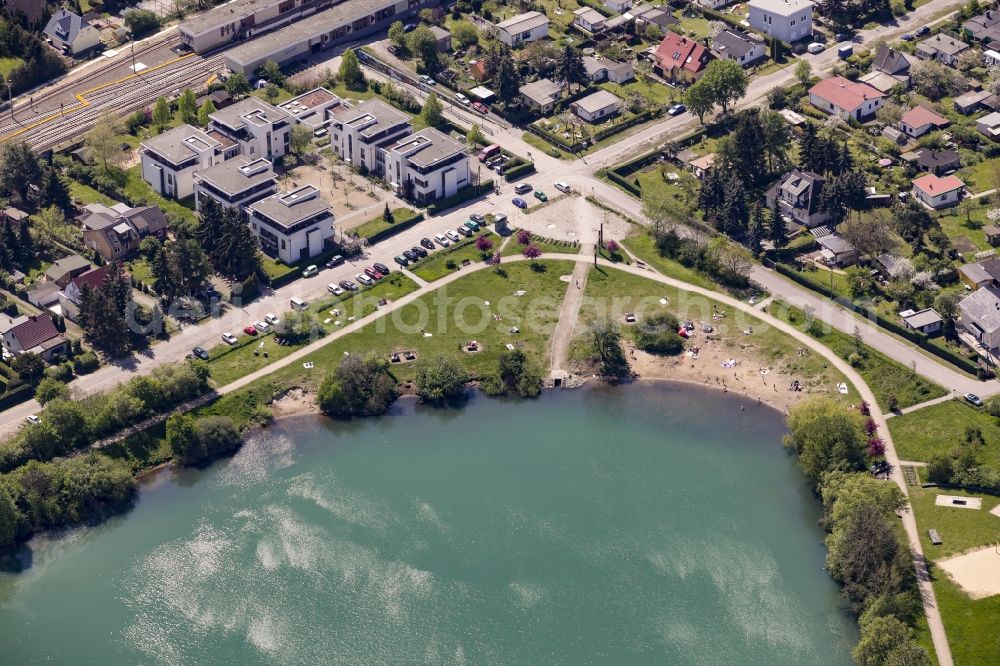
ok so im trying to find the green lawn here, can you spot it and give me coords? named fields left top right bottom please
left=675, top=15, right=712, bottom=39
left=888, top=400, right=1000, bottom=465
left=259, top=255, right=297, bottom=280
left=521, top=131, right=566, bottom=159
left=769, top=301, right=947, bottom=411
left=957, top=157, right=999, bottom=194
left=601, top=79, right=678, bottom=109
left=69, top=181, right=119, bottom=207
left=352, top=207, right=418, bottom=239
left=411, top=231, right=497, bottom=281
left=621, top=232, right=717, bottom=289
left=501, top=233, right=581, bottom=257
left=0, top=57, right=24, bottom=77
left=123, top=166, right=198, bottom=225
left=127, top=257, right=155, bottom=286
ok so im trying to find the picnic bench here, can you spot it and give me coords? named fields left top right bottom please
left=928, top=529, right=942, bottom=545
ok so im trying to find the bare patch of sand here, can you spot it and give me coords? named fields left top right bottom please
left=269, top=388, right=320, bottom=419
left=938, top=546, right=1000, bottom=599
left=936, top=495, right=983, bottom=510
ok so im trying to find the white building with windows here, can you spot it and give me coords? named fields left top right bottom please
left=327, top=99, right=412, bottom=175
left=385, top=128, right=470, bottom=204
left=193, top=157, right=278, bottom=212
left=495, top=11, right=550, bottom=47
left=278, top=87, right=343, bottom=132
left=747, top=0, right=812, bottom=43
left=246, top=185, right=335, bottom=264
left=208, top=97, right=293, bottom=161
left=139, top=124, right=228, bottom=200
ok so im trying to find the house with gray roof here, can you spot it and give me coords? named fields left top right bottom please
left=916, top=33, right=970, bottom=66
left=963, top=9, right=1000, bottom=44
left=571, top=90, right=623, bottom=122
left=711, top=28, right=766, bottom=67
left=766, top=169, right=828, bottom=228
left=44, top=8, right=101, bottom=56
left=901, top=308, right=943, bottom=334
left=246, top=185, right=335, bottom=264
left=209, top=97, right=292, bottom=161
left=495, top=11, right=550, bottom=47
left=519, top=78, right=563, bottom=113
left=193, top=158, right=278, bottom=213
left=582, top=57, right=634, bottom=83
left=960, top=286, right=1000, bottom=349
left=384, top=128, right=470, bottom=204
left=139, top=124, right=229, bottom=200
left=80, top=205, right=169, bottom=261
left=44, top=255, right=92, bottom=287
left=327, top=99, right=412, bottom=175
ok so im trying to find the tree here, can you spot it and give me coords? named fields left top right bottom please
left=587, top=319, right=630, bottom=379
left=717, top=175, right=748, bottom=236
left=40, top=166, right=73, bottom=217
left=841, top=210, right=899, bottom=259
left=79, top=283, right=130, bottom=356
left=195, top=199, right=260, bottom=280
left=0, top=485, right=19, bottom=549
left=785, top=398, right=867, bottom=489
left=388, top=21, right=407, bottom=48
left=634, top=311, right=685, bottom=355
left=152, top=95, right=171, bottom=131
left=274, top=309, right=323, bottom=345
left=225, top=71, right=252, bottom=99
left=895, top=199, right=936, bottom=249
left=556, top=45, right=588, bottom=93
left=853, top=616, right=930, bottom=666
left=452, top=20, right=479, bottom=48
left=339, top=49, right=366, bottom=91
left=260, top=59, right=285, bottom=86
left=522, top=245, right=542, bottom=260
left=421, top=92, right=444, bottom=127
left=495, top=54, right=522, bottom=106
left=123, top=8, right=160, bottom=38
left=13, top=352, right=45, bottom=384
left=710, top=238, right=753, bottom=280
left=415, top=354, right=469, bottom=403
left=494, top=349, right=543, bottom=397
left=177, top=88, right=198, bottom=124
left=685, top=77, right=716, bottom=123
left=408, top=26, right=439, bottom=73
left=794, top=59, right=813, bottom=87
left=875, top=99, right=904, bottom=126
left=911, top=59, right=964, bottom=100
left=827, top=503, right=905, bottom=607
left=466, top=123, right=485, bottom=147
left=701, top=59, right=748, bottom=113
left=166, top=413, right=199, bottom=465
left=475, top=235, right=494, bottom=253
left=85, top=112, right=124, bottom=176
left=697, top=169, right=726, bottom=225
left=197, top=99, right=216, bottom=127
left=263, top=83, right=280, bottom=103
left=151, top=235, right=212, bottom=301
left=748, top=203, right=767, bottom=253
left=318, top=353, right=398, bottom=418
left=0, top=142, right=43, bottom=206
left=289, top=123, right=313, bottom=155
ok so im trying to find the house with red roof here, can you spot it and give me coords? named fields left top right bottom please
left=900, top=106, right=950, bottom=138
left=654, top=32, right=712, bottom=82
left=912, top=173, right=964, bottom=209
left=808, top=76, right=886, bottom=121
left=0, top=314, right=68, bottom=362
left=59, top=266, right=131, bottom=322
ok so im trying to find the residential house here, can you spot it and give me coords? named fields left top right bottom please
left=766, top=169, right=828, bottom=228
left=604, top=0, right=633, bottom=13
left=816, top=233, right=858, bottom=267
left=327, top=99, right=412, bottom=175
left=912, top=173, right=964, bottom=209
left=208, top=97, right=293, bottom=161
left=746, top=0, right=813, bottom=43
left=582, top=56, right=635, bottom=83
left=571, top=90, right=623, bottom=122
left=899, top=105, right=950, bottom=138
left=495, top=11, right=550, bottom=47
left=977, top=112, right=1000, bottom=140
left=963, top=9, right=1000, bottom=45
left=0, top=314, right=67, bottom=362
left=696, top=0, right=735, bottom=8
left=900, top=308, right=943, bottom=334
left=911, top=148, right=961, bottom=175
left=872, top=45, right=914, bottom=78
left=916, top=34, right=969, bottom=66
left=193, top=157, right=278, bottom=212
left=573, top=7, right=607, bottom=34
left=858, top=70, right=908, bottom=94
left=689, top=153, right=716, bottom=179
left=711, top=28, right=766, bottom=67
left=278, top=88, right=343, bottom=133
left=43, top=255, right=92, bottom=287
left=43, top=9, right=101, bottom=56
left=959, top=262, right=993, bottom=290
left=2, top=207, right=28, bottom=228
left=470, top=60, right=488, bottom=82
left=80, top=205, right=169, bottom=261
left=980, top=257, right=1000, bottom=285
left=384, top=128, right=471, bottom=203
left=654, top=32, right=712, bottom=81
left=959, top=286, right=1000, bottom=349
left=985, top=224, right=1000, bottom=246
left=519, top=78, right=563, bottom=113
left=60, top=266, right=127, bottom=322
left=808, top=76, right=886, bottom=121
left=429, top=25, right=452, bottom=52
left=629, top=4, right=679, bottom=31
left=139, top=124, right=230, bottom=200
left=954, top=89, right=992, bottom=114
left=246, top=185, right=335, bottom=264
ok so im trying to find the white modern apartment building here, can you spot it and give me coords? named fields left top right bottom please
left=384, top=128, right=470, bottom=203
left=747, top=0, right=813, bottom=43
left=246, top=185, right=335, bottom=263
left=278, top=88, right=343, bottom=133
left=193, top=157, right=278, bottom=212
left=208, top=97, right=293, bottom=161
left=139, top=124, right=231, bottom=200
left=327, top=99, right=412, bottom=175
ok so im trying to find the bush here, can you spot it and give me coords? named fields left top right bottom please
left=495, top=349, right=543, bottom=398
left=633, top=312, right=684, bottom=356
left=318, top=353, right=398, bottom=418
left=44, top=362, right=73, bottom=382
left=72, top=352, right=100, bottom=375
left=274, top=309, right=325, bottom=345
left=415, top=354, right=469, bottom=404
left=167, top=414, right=243, bottom=466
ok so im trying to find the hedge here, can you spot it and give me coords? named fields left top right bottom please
left=0, top=383, right=34, bottom=411
left=427, top=180, right=493, bottom=215
left=772, top=262, right=981, bottom=375
left=366, top=210, right=426, bottom=244
left=504, top=162, right=536, bottom=182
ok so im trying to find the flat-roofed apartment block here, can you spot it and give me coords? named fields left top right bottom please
left=385, top=128, right=470, bottom=203
left=178, top=0, right=338, bottom=54
left=223, top=0, right=440, bottom=74
left=278, top=88, right=343, bottom=133
left=193, top=157, right=278, bottom=211
left=140, top=124, right=235, bottom=199
left=209, top=97, right=292, bottom=160
left=246, top=185, right=334, bottom=263
left=327, top=98, right=411, bottom=175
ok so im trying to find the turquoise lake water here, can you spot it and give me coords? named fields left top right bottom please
left=0, top=383, right=856, bottom=664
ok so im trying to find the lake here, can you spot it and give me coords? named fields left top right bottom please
left=0, top=382, right=856, bottom=664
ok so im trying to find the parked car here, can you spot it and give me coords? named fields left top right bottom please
left=419, top=74, right=436, bottom=86
left=667, top=103, right=686, bottom=116
left=446, top=230, right=461, bottom=242
left=900, top=33, right=914, bottom=41
left=493, top=213, right=507, bottom=227
left=915, top=25, right=930, bottom=37
left=25, top=414, right=40, bottom=425
left=472, top=101, right=489, bottom=114
left=493, top=164, right=505, bottom=175
left=254, top=321, right=271, bottom=334
left=403, top=249, right=420, bottom=262
left=420, top=237, right=435, bottom=250
left=243, top=325, right=258, bottom=336
left=464, top=220, right=480, bottom=231
left=514, top=183, right=532, bottom=195
left=512, top=197, right=527, bottom=209
left=328, top=283, right=344, bottom=295
left=302, top=264, right=319, bottom=278
left=339, top=280, right=357, bottom=291
left=455, top=93, right=470, bottom=105
left=834, top=32, right=851, bottom=41
left=387, top=44, right=400, bottom=56
left=373, top=262, right=391, bottom=274
left=410, top=245, right=428, bottom=258
left=364, top=267, right=383, bottom=280
left=192, top=347, right=209, bottom=360
left=222, top=332, right=239, bottom=345
left=356, top=273, right=374, bottom=286
left=325, top=254, right=344, bottom=268
left=534, top=190, right=548, bottom=202
left=807, top=42, right=825, bottom=54
left=469, top=213, right=485, bottom=224
left=394, top=255, right=410, bottom=266
left=403, top=23, right=417, bottom=32
left=435, top=233, right=451, bottom=247
left=456, top=226, right=472, bottom=238
left=554, top=181, right=571, bottom=193
left=965, top=392, right=984, bottom=407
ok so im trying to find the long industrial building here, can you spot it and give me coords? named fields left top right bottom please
left=179, top=0, right=337, bottom=53
left=223, top=0, right=437, bottom=74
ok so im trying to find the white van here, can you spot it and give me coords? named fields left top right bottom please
left=290, top=296, right=308, bottom=310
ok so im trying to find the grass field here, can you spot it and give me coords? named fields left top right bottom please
left=352, top=207, right=418, bottom=239
left=69, top=181, right=119, bottom=207
left=620, top=232, right=718, bottom=290
left=889, top=400, right=1000, bottom=466
left=0, top=57, right=23, bottom=77
left=411, top=231, right=497, bottom=281
left=123, top=166, right=198, bottom=225
left=501, top=233, right=581, bottom=257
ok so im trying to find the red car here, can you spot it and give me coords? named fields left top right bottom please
left=472, top=101, right=489, bottom=114
left=243, top=326, right=258, bottom=335
left=364, top=267, right=383, bottom=280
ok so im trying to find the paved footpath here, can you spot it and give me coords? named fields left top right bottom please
left=549, top=247, right=593, bottom=376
